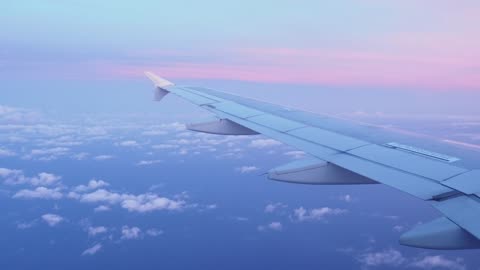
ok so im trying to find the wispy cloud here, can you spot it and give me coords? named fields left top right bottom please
left=235, top=166, right=259, bottom=174
left=82, top=243, right=102, bottom=256
left=292, top=206, right=347, bottom=222
left=258, top=221, right=283, bottom=232
left=13, top=187, right=63, bottom=200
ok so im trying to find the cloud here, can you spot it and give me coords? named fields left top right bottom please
left=393, top=225, right=405, bottom=232
left=71, top=152, right=89, bottom=160
left=142, top=130, right=168, bottom=136
left=0, top=148, right=16, bottom=157
left=146, top=229, right=163, bottom=237
left=268, top=222, right=283, bottom=231
left=88, top=226, right=108, bottom=236
left=93, top=155, right=114, bottom=161
left=82, top=243, right=102, bottom=256
left=410, top=256, right=465, bottom=270
left=0, top=105, right=42, bottom=124
left=235, top=166, right=259, bottom=173
left=258, top=221, right=283, bottom=232
left=121, top=194, right=185, bottom=213
left=26, top=147, right=70, bottom=160
left=13, top=187, right=63, bottom=200
left=74, top=179, right=109, bottom=192
left=121, top=226, right=142, bottom=240
left=29, top=173, right=61, bottom=186
left=357, top=249, right=466, bottom=270
left=151, top=144, right=179, bottom=150
left=17, top=221, right=36, bottom=230
left=293, top=207, right=347, bottom=222
left=358, top=248, right=406, bottom=267
left=93, top=205, right=111, bottom=212
left=0, top=168, right=61, bottom=186
left=264, top=202, right=288, bottom=213
left=136, top=160, right=163, bottom=166
left=76, top=189, right=185, bottom=213
left=116, top=140, right=139, bottom=147
left=339, top=194, right=353, bottom=203
left=41, top=213, right=63, bottom=227
left=249, top=139, right=282, bottom=149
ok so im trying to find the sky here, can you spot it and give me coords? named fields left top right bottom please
left=1, top=1, right=480, bottom=269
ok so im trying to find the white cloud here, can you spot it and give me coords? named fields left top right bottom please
left=121, top=226, right=142, bottom=240
left=13, top=187, right=63, bottom=200
left=42, top=213, right=63, bottom=227
left=94, top=205, right=111, bottom=212
left=1, top=168, right=61, bottom=186
left=264, top=202, right=287, bottom=213
left=393, top=225, right=405, bottom=232
left=27, top=147, right=70, bottom=160
left=121, top=194, right=184, bottom=213
left=136, top=160, right=163, bottom=166
left=0, top=148, right=15, bottom=157
left=358, top=248, right=406, bottom=267
left=249, top=139, right=282, bottom=148
left=82, top=243, right=102, bottom=256
left=235, top=166, right=259, bottom=173
left=71, top=152, right=89, bottom=160
left=74, top=179, right=109, bottom=192
left=0, top=105, right=42, bottom=124
left=30, top=173, right=61, bottom=186
left=258, top=222, right=283, bottom=232
left=268, top=222, right=283, bottom=231
left=410, top=256, right=465, bottom=270
left=93, top=155, right=114, bottom=161
left=293, top=206, right=347, bottom=222
left=79, top=189, right=123, bottom=204
left=76, top=189, right=185, bottom=213
left=357, top=250, right=466, bottom=270
left=339, top=194, right=353, bottom=203
left=146, top=229, right=163, bottom=237
left=0, top=168, right=24, bottom=185
left=151, top=144, right=179, bottom=150
left=142, top=130, right=167, bottom=136
left=88, top=226, right=108, bottom=236
left=17, top=221, right=36, bottom=230
left=116, top=140, right=139, bottom=147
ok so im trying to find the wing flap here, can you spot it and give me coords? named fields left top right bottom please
left=400, top=217, right=480, bottom=249
left=442, top=170, right=480, bottom=195
left=329, top=153, right=454, bottom=200
left=432, top=195, right=480, bottom=239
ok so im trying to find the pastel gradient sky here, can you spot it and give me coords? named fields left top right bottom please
left=3, top=2, right=480, bottom=269
left=2, top=0, right=479, bottom=91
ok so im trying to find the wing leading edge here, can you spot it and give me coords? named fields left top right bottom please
left=145, top=72, right=480, bottom=250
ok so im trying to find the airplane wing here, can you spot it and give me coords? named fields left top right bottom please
left=145, top=72, right=480, bottom=250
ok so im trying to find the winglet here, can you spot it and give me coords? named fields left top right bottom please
left=144, top=72, right=175, bottom=88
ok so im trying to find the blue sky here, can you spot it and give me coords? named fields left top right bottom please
left=2, top=1, right=480, bottom=269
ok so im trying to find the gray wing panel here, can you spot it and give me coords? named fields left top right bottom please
left=156, top=84, right=465, bottom=201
